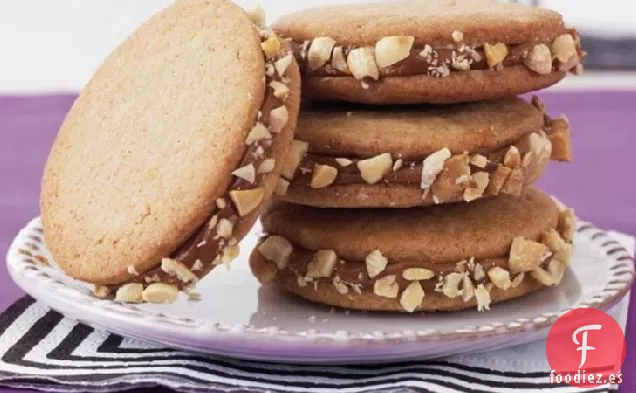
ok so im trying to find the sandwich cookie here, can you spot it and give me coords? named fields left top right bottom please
left=41, top=0, right=301, bottom=303
left=277, top=97, right=571, bottom=208
left=251, top=188, right=575, bottom=312
left=274, top=0, right=585, bottom=104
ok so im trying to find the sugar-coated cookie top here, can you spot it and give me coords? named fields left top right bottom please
left=274, top=0, right=566, bottom=46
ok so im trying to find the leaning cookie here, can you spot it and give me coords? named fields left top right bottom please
left=273, top=0, right=584, bottom=105
left=41, top=1, right=301, bottom=303
left=251, top=189, right=575, bottom=312
left=276, top=97, right=570, bottom=208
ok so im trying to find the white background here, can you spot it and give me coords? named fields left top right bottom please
left=1, top=0, right=636, bottom=92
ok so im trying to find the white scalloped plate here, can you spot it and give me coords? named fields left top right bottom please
left=6, top=217, right=634, bottom=364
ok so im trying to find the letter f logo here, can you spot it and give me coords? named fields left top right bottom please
left=572, top=324, right=603, bottom=369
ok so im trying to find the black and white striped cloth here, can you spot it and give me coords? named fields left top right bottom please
left=0, top=297, right=621, bottom=393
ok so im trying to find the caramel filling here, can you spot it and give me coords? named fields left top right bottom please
left=295, top=130, right=547, bottom=186
left=278, top=246, right=514, bottom=294
left=293, top=29, right=584, bottom=81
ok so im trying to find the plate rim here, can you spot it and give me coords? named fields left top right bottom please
left=6, top=216, right=635, bottom=347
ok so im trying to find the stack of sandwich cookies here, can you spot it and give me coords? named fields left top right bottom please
left=40, top=0, right=581, bottom=312
left=274, top=0, right=585, bottom=104
left=251, top=0, right=583, bottom=313
left=41, top=0, right=301, bottom=303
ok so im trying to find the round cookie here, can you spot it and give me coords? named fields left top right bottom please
left=276, top=96, right=571, bottom=208
left=273, top=0, right=585, bottom=104
left=251, top=188, right=576, bottom=313
left=40, top=0, right=301, bottom=303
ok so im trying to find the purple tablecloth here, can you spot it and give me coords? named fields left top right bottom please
left=1, top=92, right=635, bottom=392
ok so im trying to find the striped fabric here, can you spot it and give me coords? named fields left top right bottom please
left=0, top=297, right=618, bottom=393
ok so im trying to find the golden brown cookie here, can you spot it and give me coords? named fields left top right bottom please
left=274, top=0, right=585, bottom=104
left=40, top=0, right=301, bottom=303
left=277, top=96, right=571, bottom=208
left=251, top=189, right=576, bottom=312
